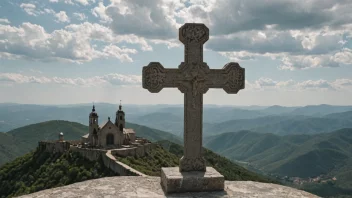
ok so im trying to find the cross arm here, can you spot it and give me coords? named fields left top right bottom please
left=142, top=62, right=182, bottom=93
left=205, top=62, right=245, bottom=94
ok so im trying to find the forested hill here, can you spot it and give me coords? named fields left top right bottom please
left=0, top=120, right=182, bottom=166
left=0, top=149, right=117, bottom=198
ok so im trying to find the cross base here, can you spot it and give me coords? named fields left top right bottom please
left=179, top=156, right=206, bottom=172
left=160, top=167, right=225, bottom=194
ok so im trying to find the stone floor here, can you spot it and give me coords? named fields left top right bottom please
left=18, top=176, right=319, bottom=198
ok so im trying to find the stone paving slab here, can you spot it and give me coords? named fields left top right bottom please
left=18, top=176, right=319, bottom=198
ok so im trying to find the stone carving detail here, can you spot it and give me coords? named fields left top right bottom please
left=181, top=25, right=207, bottom=44
left=142, top=62, right=165, bottom=93
left=142, top=23, right=245, bottom=173
left=228, top=67, right=244, bottom=90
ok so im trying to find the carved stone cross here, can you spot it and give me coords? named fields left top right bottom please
left=142, top=23, right=245, bottom=172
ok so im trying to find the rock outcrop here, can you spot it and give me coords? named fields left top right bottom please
left=19, top=176, right=318, bottom=198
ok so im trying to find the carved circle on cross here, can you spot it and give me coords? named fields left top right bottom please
left=142, top=62, right=166, bottom=93
left=222, top=62, right=245, bottom=94
left=179, top=23, right=209, bottom=45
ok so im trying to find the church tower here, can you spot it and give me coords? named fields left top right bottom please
left=115, top=101, right=125, bottom=133
left=89, top=105, right=99, bottom=146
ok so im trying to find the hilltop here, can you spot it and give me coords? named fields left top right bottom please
left=0, top=120, right=181, bottom=166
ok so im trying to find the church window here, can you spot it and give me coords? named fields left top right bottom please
left=119, top=124, right=123, bottom=131
left=120, top=116, right=123, bottom=120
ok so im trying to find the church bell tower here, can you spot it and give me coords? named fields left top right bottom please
left=89, top=104, right=99, bottom=146
left=115, top=100, right=125, bottom=133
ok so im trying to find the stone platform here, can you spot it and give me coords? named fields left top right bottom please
left=19, top=176, right=319, bottom=198
left=161, top=167, right=224, bottom=193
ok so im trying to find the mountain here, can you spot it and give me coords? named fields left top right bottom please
left=0, top=149, right=117, bottom=198
left=203, top=115, right=306, bottom=136
left=129, top=112, right=184, bottom=136
left=260, top=105, right=298, bottom=114
left=7, top=120, right=88, bottom=148
left=204, top=112, right=352, bottom=136
left=324, top=110, right=352, bottom=120
left=205, top=129, right=352, bottom=178
left=205, top=129, right=352, bottom=197
left=288, top=104, right=352, bottom=117
left=251, top=117, right=352, bottom=135
left=0, top=120, right=182, bottom=166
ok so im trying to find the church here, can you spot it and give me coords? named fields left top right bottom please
left=81, top=103, right=136, bottom=148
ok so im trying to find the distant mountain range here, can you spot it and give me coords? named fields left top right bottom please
left=1, top=103, right=352, bottom=137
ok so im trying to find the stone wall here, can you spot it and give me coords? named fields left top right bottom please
left=111, top=143, right=156, bottom=157
left=38, top=141, right=70, bottom=153
left=70, top=146, right=106, bottom=161
left=70, top=146, right=146, bottom=177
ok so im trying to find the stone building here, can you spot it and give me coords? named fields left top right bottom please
left=81, top=103, right=136, bottom=148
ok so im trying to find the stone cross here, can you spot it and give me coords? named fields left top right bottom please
left=142, top=23, right=245, bottom=172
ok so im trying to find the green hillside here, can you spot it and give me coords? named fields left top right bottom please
left=205, top=129, right=352, bottom=197
left=205, top=129, right=352, bottom=177
left=0, top=120, right=182, bottom=166
left=7, top=120, right=88, bottom=148
left=0, top=149, right=117, bottom=198
left=0, top=132, right=32, bottom=166
left=115, top=140, right=276, bottom=183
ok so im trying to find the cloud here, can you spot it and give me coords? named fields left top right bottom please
left=92, top=0, right=181, bottom=39
left=247, top=77, right=352, bottom=91
left=49, top=0, right=95, bottom=6
left=0, top=73, right=141, bottom=86
left=55, top=11, right=70, bottom=23
left=91, top=2, right=111, bottom=23
left=0, top=22, right=141, bottom=63
left=0, top=73, right=51, bottom=84
left=0, top=18, right=10, bottom=24
left=20, top=3, right=39, bottom=16
left=73, top=12, right=87, bottom=21
left=179, top=0, right=352, bottom=35
left=88, top=0, right=352, bottom=70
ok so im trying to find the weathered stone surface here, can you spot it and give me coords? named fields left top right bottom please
left=142, top=23, right=245, bottom=173
left=161, top=167, right=224, bottom=193
left=18, top=176, right=319, bottom=198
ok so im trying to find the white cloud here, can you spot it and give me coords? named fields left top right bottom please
left=20, top=3, right=38, bottom=16
left=55, top=11, right=70, bottom=23
left=73, top=12, right=87, bottom=21
left=98, top=0, right=181, bottom=39
left=0, top=73, right=51, bottom=84
left=247, top=77, right=352, bottom=91
left=0, top=22, right=141, bottom=63
left=49, top=0, right=95, bottom=6
left=0, top=73, right=141, bottom=86
left=87, top=0, right=352, bottom=70
left=91, top=2, right=111, bottom=23
left=44, top=8, right=56, bottom=15
left=0, top=18, right=10, bottom=24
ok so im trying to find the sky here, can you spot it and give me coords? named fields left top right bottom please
left=0, top=0, right=351, bottom=106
